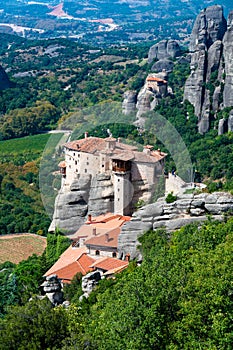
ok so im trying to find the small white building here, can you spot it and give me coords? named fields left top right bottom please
left=59, top=134, right=166, bottom=216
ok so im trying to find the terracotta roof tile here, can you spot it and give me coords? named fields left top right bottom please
left=58, top=161, right=66, bottom=168
left=44, top=246, right=87, bottom=276
left=85, top=228, right=120, bottom=248
left=90, top=257, right=129, bottom=272
left=65, top=137, right=106, bottom=154
left=146, top=76, right=167, bottom=84
left=71, top=213, right=131, bottom=240
left=64, top=137, right=138, bottom=155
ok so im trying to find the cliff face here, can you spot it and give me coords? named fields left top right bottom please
left=184, top=6, right=233, bottom=134
left=49, top=174, right=114, bottom=234
left=223, top=12, right=233, bottom=107
left=118, top=192, right=233, bottom=260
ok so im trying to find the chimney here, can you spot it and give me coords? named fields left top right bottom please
left=125, top=253, right=130, bottom=262
left=118, top=137, right=121, bottom=143
left=84, top=132, right=88, bottom=139
left=88, top=214, right=92, bottom=222
left=105, top=233, right=109, bottom=242
left=93, top=228, right=97, bottom=236
left=157, top=148, right=161, bottom=155
left=143, top=145, right=153, bottom=155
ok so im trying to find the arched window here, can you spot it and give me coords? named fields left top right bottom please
left=112, top=252, right=117, bottom=258
left=95, top=250, right=100, bottom=256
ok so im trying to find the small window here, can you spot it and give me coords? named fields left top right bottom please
left=73, top=153, right=75, bottom=156
left=87, top=162, right=89, bottom=165
left=102, top=164, right=104, bottom=167
left=69, top=165, right=71, bottom=169
left=118, top=179, right=120, bottom=182
left=112, top=252, right=117, bottom=258
left=75, top=161, right=77, bottom=165
left=78, top=154, right=80, bottom=158
left=95, top=250, right=100, bottom=256
left=85, top=169, right=87, bottom=173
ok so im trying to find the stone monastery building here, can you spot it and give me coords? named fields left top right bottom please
left=59, top=133, right=166, bottom=216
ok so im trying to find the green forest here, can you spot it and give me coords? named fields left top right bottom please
left=1, top=218, right=233, bottom=349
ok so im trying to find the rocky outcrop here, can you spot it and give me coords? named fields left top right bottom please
left=184, top=5, right=228, bottom=134
left=88, top=173, right=114, bottom=217
left=151, top=59, right=174, bottom=73
left=49, top=175, right=91, bottom=233
left=122, top=90, right=137, bottom=115
left=228, top=111, right=233, bottom=132
left=80, top=271, right=101, bottom=299
left=118, top=192, right=233, bottom=260
left=218, top=118, right=228, bottom=135
left=189, top=5, right=227, bottom=52
left=0, top=65, right=12, bottom=90
left=135, top=73, right=169, bottom=124
left=223, top=11, right=233, bottom=107
left=49, top=173, right=114, bottom=234
left=41, top=275, right=63, bottom=305
left=148, top=39, right=181, bottom=63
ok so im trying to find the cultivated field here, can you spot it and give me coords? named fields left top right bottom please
left=0, top=234, right=47, bottom=264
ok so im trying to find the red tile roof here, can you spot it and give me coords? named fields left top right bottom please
left=71, top=213, right=131, bottom=240
left=44, top=246, right=95, bottom=282
left=49, top=254, right=95, bottom=283
left=64, top=137, right=138, bottom=155
left=58, top=161, right=66, bottom=168
left=90, top=257, right=129, bottom=272
left=85, top=228, right=120, bottom=248
left=146, top=76, right=167, bottom=84
left=65, top=137, right=106, bottom=154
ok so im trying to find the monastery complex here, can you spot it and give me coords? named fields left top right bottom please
left=59, top=133, right=166, bottom=216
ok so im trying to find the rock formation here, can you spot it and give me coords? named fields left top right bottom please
left=122, top=90, right=137, bottom=115
left=148, top=39, right=181, bottom=63
left=223, top=11, right=233, bottom=107
left=0, top=65, right=12, bottom=90
left=118, top=192, right=233, bottom=260
left=49, top=174, right=114, bottom=234
left=135, top=73, right=169, bottom=125
left=228, top=111, right=233, bottom=132
left=80, top=271, right=101, bottom=299
left=218, top=118, right=227, bottom=135
left=41, top=275, right=63, bottom=305
left=151, top=59, right=174, bottom=73
left=184, top=6, right=233, bottom=134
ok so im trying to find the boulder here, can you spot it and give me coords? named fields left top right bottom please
left=41, top=275, right=63, bottom=305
